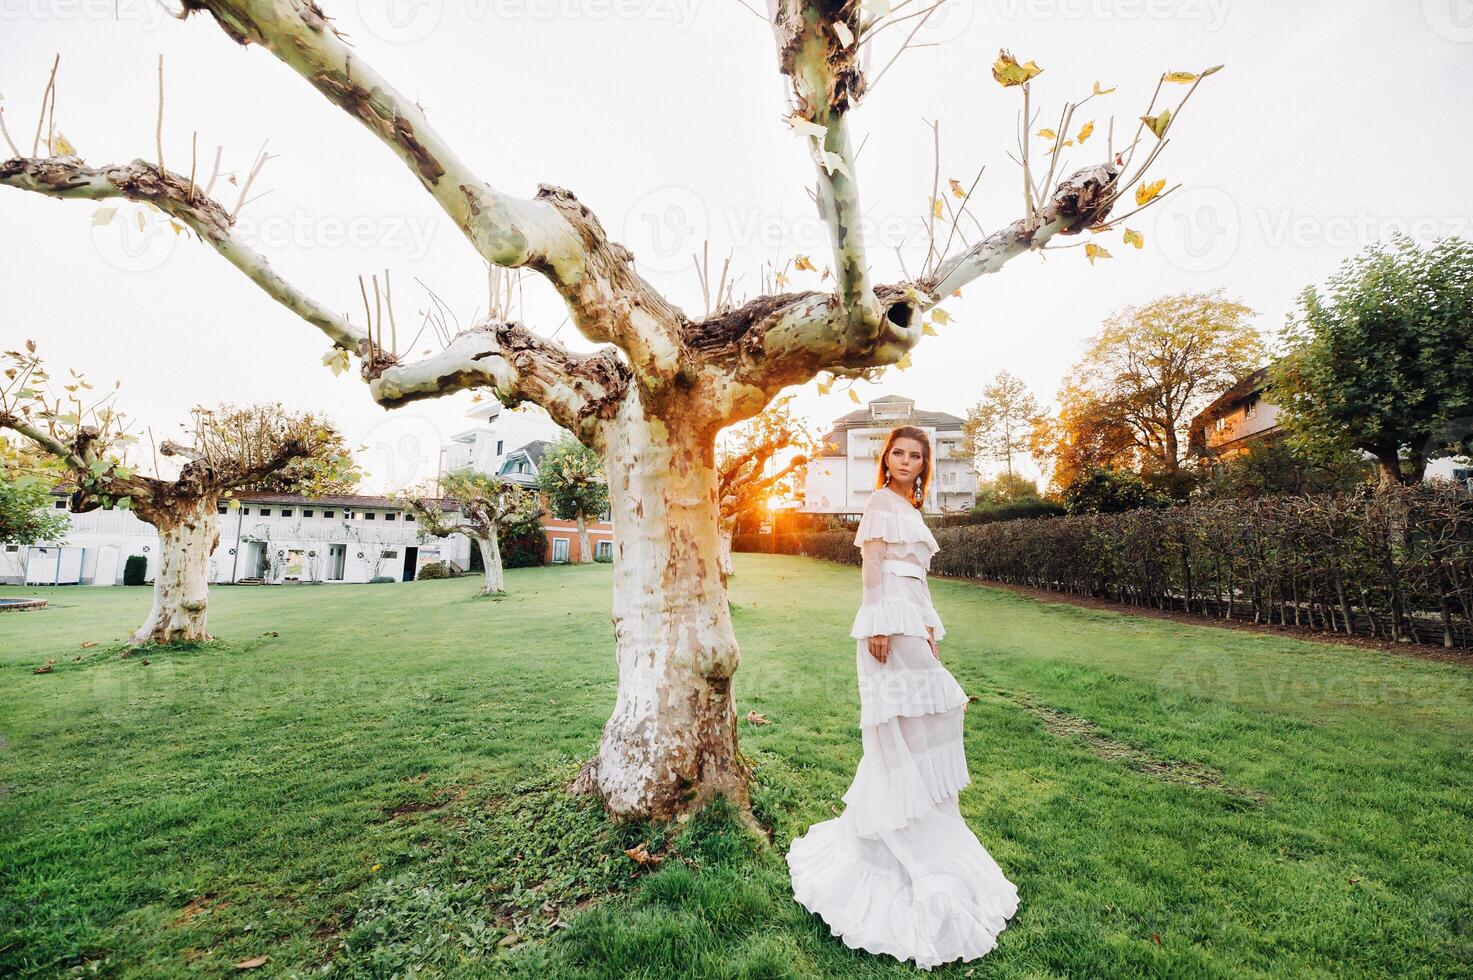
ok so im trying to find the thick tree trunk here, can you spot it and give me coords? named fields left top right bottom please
left=569, top=395, right=749, bottom=821
left=130, top=497, right=218, bottom=647
left=575, top=509, right=592, bottom=564
left=477, top=534, right=505, bottom=596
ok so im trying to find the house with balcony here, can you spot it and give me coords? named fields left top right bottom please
left=801, top=394, right=977, bottom=516
left=1188, top=367, right=1471, bottom=483
left=1, top=491, right=469, bottom=587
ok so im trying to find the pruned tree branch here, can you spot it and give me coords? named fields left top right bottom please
left=176, top=0, right=685, bottom=383
left=769, top=0, right=881, bottom=333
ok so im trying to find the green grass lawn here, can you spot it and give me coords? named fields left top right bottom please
left=2, top=556, right=1471, bottom=978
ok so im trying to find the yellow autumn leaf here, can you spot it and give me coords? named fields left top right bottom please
left=1135, top=179, right=1166, bottom=206
left=895, top=352, right=912, bottom=370
left=1092, top=80, right=1117, bottom=96
left=848, top=388, right=860, bottom=403
left=1165, top=71, right=1198, bottom=84
left=1140, top=109, right=1172, bottom=140
left=1123, top=228, right=1144, bottom=249
left=1046, top=139, right=1074, bottom=156
left=931, top=308, right=951, bottom=325
left=931, top=198, right=944, bottom=219
left=775, top=271, right=789, bottom=288
left=1077, top=121, right=1094, bottom=143
left=817, top=379, right=832, bottom=395
left=51, top=131, right=76, bottom=156
left=949, top=178, right=965, bottom=198
left=1085, top=243, right=1113, bottom=265
left=921, top=321, right=938, bottom=337
left=1036, top=128, right=1057, bottom=140
left=1201, top=64, right=1225, bottom=77
left=992, top=49, right=1042, bottom=87
left=794, top=255, right=816, bottom=272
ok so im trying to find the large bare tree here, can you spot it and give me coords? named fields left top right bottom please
left=0, top=0, right=1217, bottom=819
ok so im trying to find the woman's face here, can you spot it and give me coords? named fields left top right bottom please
left=886, top=437, right=926, bottom=486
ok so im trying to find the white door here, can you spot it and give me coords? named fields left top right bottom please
left=92, top=546, right=120, bottom=586
left=552, top=538, right=570, bottom=564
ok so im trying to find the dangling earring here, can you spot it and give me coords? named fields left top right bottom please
left=913, top=476, right=922, bottom=503
left=883, top=471, right=891, bottom=486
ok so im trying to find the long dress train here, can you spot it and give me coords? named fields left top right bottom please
left=786, top=486, right=1019, bottom=970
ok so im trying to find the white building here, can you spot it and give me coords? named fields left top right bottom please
left=1, top=492, right=469, bottom=587
left=802, top=395, right=977, bottom=516
left=440, top=401, right=568, bottom=479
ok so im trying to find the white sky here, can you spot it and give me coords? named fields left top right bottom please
left=2, top=0, right=1470, bottom=490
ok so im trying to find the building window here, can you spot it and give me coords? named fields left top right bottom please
left=303, top=509, right=314, bottom=518
left=55, top=499, right=67, bottom=509
left=404, top=514, right=415, bottom=523
left=258, top=508, right=272, bottom=517
left=5, top=544, right=18, bottom=553
left=381, top=550, right=397, bottom=559
left=364, top=512, right=376, bottom=521
left=323, top=510, right=335, bottom=518
left=1244, top=395, right=1259, bottom=420
left=217, top=504, right=228, bottom=514
left=552, top=538, right=570, bottom=563
left=1455, top=467, right=1473, bottom=482
left=280, top=508, right=293, bottom=518
left=596, top=540, right=612, bottom=560
left=1215, top=417, right=1228, bottom=433
left=384, top=513, right=397, bottom=521
left=496, top=439, right=504, bottom=454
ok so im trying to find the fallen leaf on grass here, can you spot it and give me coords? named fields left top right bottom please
left=261, top=631, right=279, bottom=638
left=234, top=955, right=269, bottom=969
left=80, top=641, right=97, bottom=649
left=624, top=843, right=664, bottom=867
left=745, top=710, right=770, bottom=726
left=33, top=662, right=54, bottom=674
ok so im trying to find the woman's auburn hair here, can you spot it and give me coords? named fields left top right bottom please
left=872, top=425, right=932, bottom=509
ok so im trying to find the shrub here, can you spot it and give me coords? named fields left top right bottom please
left=368, top=576, right=396, bottom=584
left=123, top=555, right=148, bottom=586
left=416, top=561, right=461, bottom=580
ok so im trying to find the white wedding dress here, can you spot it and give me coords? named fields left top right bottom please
left=786, top=486, right=1019, bottom=970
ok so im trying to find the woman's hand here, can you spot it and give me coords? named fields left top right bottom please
left=926, top=627, right=939, bottom=660
left=867, top=634, right=891, bottom=664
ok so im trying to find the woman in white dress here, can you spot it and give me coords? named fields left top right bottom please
left=787, top=425, right=1019, bottom=970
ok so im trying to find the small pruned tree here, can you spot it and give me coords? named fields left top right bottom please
left=1271, top=235, right=1473, bottom=488
left=399, top=471, right=542, bottom=596
left=715, top=395, right=816, bottom=583
left=0, top=1, right=1221, bottom=818
left=536, top=437, right=608, bottom=566
left=0, top=345, right=352, bottom=645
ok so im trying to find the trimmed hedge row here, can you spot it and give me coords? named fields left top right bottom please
left=737, top=484, right=1473, bottom=650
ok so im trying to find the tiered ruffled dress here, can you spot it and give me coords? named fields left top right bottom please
left=786, top=487, right=1019, bottom=970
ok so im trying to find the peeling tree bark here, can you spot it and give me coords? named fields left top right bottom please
left=568, top=392, right=749, bottom=820
left=476, top=535, right=505, bottom=596
left=131, top=496, right=220, bottom=646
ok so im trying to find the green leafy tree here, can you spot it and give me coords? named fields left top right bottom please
left=1, top=438, right=69, bottom=545
left=1271, top=235, right=1473, bottom=487
left=536, top=436, right=608, bottom=564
